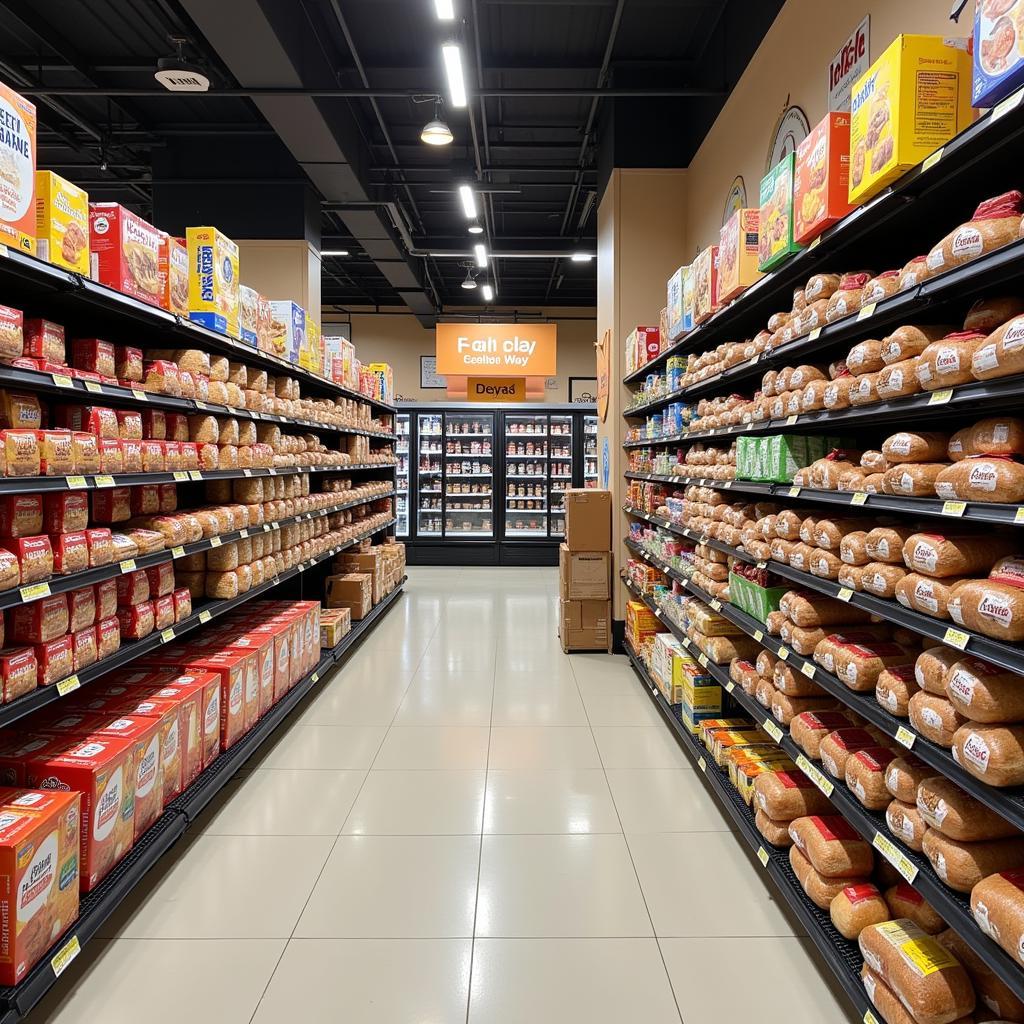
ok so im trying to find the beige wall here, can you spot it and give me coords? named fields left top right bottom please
left=237, top=239, right=322, bottom=315
left=323, top=307, right=597, bottom=403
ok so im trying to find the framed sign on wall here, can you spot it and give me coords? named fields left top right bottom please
left=420, top=355, right=447, bottom=389
left=569, top=377, right=598, bottom=403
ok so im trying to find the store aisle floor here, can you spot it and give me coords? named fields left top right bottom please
left=34, top=568, right=858, bottom=1024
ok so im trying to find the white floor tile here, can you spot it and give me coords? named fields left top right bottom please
left=483, top=770, right=621, bottom=834
left=344, top=770, right=486, bottom=834
left=256, top=725, right=388, bottom=770
left=393, top=678, right=494, bottom=726
left=591, top=726, right=691, bottom=770
left=605, top=769, right=734, bottom=834
left=490, top=683, right=588, bottom=726
left=372, top=726, right=490, bottom=769
left=488, top=727, right=602, bottom=770
left=582, top=693, right=664, bottom=727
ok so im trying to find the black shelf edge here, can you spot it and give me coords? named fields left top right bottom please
left=622, top=640, right=871, bottom=1019
left=0, top=579, right=406, bottom=1022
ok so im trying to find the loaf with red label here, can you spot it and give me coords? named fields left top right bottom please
left=886, top=799, right=928, bottom=851
left=817, top=728, right=874, bottom=780
left=883, top=883, right=945, bottom=935
left=894, top=573, right=967, bottom=621
left=934, top=457, right=1024, bottom=503
left=96, top=616, right=120, bottom=659
left=729, top=658, right=759, bottom=694
left=773, top=661, right=826, bottom=697
left=859, top=918, right=974, bottom=1024
left=908, top=692, right=965, bottom=748
left=943, top=655, right=1024, bottom=723
left=788, top=815, right=873, bottom=878
left=876, top=665, right=921, bottom=717
left=145, top=562, right=175, bottom=598
left=44, top=492, right=87, bottom=535
left=903, top=533, right=1015, bottom=579
left=927, top=190, right=1022, bottom=274
left=881, top=431, right=950, bottom=464
left=971, top=869, right=1024, bottom=969
left=935, top=926, right=1024, bottom=1023
left=33, top=635, right=73, bottom=686
left=789, top=843, right=867, bottom=909
left=50, top=530, right=88, bottom=575
left=116, top=600, right=155, bottom=641
left=67, top=586, right=95, bottom=632
left=9, top=594, right=69, bottom=645
left=952, top=722, right=1024, bottom=786
left=790, top=710, right=856, bottom=759
left=885, top=754, right=937, bottom=804
left=948, top=557, right=1024, bottom=641
left=0, top=647, right=37, bottom=701
left=817, top=634, right=912, bottom=692
left=972, top=313, right=1024, bottom=381
left=752, top=769, right=832, bottom=820
left=916, top=775, right=1018, bottom=842
left=0, top=429, right=40, bottom=476
left=881, top=324, right=951, bottom=364
left=916, top=331, right=987, bottom=390
left=923, top=828, right=1024, bottom=893
left=830, top=883, right=890, bottom=941
left=754, top=808, right=793, bottom=846
left=846, top=746, right=898, bottom=810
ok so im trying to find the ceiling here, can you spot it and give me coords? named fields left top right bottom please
left=1, top=0, right=784, bottom=318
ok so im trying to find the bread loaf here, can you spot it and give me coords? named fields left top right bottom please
left=790, top=710, right=855, bottom=759
left=847, top=338, right=886, bottom=374
left=882, top=884, right=944, bottom=935
left=837, top=563, right=864, bottom=591
left=882, top=431, right=950, bottom=464
left=789, top=843, right=867, bottom=909
left=860, top=967, right=918, bottom=1024
left=923, top=828, right=1024, bottom=893
left=804, top=273, right=841, bottom=302
left=935, top=457, right=1024, bottom=503
left=972, top=314, right=1024, bottom=381
left=944, top=655, right=1024, bottom=723
left=915, top=647, right=962, bottom=696
left=883, top=463, right=946, bottom=497
left=965, top=294, right=1024, bottom=333
left=849, top=372, right=880, bottom=406
left=971, top=869, right=1024, bottom=969
left=861, top=561, right=909, bottom=598
left=773, top=661, right=826, bottom=697
left=788, top=815, right=874, bottom=878
left=876, top=357, right=923, bottom=400
left=882, top=324, right=951, bottom=364
left=778, top=620, right=827, bottom=656
left=753, top=770, right=832, bottom=820
left=823, top=376, right=855, bottom=410
left=771, top=691, right=834, bottom=726
left=885, top=755, right=937, bottom=803
left=819, top=728, right=876, bottom=779
left=859, top=918, right=975, bottom=1024
left=830, top=883, right=890, bottom=941
left=755, top=650, right=778, bottom=678
left=876, top=665, right=921, bottom=717
left=903, top=533, right=1015, bottom=579
left=754, top=808, right=794, bottom=846
left=895, top=573, right=967, bottom=620
left=887, top=799, right=928, bottom=851
left=779, top=589, right=869, bottom=628
left=840, top=531, right=871, bottom=566
left=935, top=926, right=1024, bottom=1023
left=952, top=722, right=1024, bottom=786
left=960, top=417, right=1024, bottom=458
left=916, top=775, right=1019, bottom=842
left=845, top=746, right=898, bottom=810
left=825, top=635, right=913, bottom=692
left=917, top=331, right=987, bottom=390
left=926, top=191, right=1023, bottom=273
left=908, top=692, right=965, bottom=748
left=949, top=573, right=1024, bottom=641
left=865, top=525, right=918, bottom=564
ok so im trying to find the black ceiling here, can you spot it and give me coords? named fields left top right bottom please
left=1, top=0, right=784, bottom=316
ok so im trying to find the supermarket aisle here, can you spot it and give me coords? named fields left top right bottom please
left=34, top=567, right=856, bottom=1024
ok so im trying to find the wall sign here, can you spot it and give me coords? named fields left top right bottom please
left=723, top=176, right=748, bottom=227
left=829, top=16, right=870, bottom=112
left=435, top=322, right=557, bottom=376
left=766, top=103, right=810, bottom=170
left=595, top=329, right=610, bottom=422
left=419, top=355, right=446, bottom=389
left=569, top=376, right=598, bottom=403
left=466, top=376, right=526, bottom=402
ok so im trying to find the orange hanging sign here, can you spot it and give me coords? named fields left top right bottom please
left=436, top=322, right=557, bottom=376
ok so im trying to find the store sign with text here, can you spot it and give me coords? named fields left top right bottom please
left=828, top=15, right=869, bottom=112
left=467, top=376, right=526, bottom=402
left=435, top=323, right=557, bottom=376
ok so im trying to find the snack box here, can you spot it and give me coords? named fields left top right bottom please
left=220, top=619, right=291, bottom=702
left=691, top=245, right=719, bottom=324
left=794, top=112, right=853, bottom=245
left=89, top=203, right=165, bottom=306
left=105, top=695, right=188, bottom=802
left=268, top=301, right=304, bottom=362
left=320, top=607, right=351, bottom=647
left=323, top=334, right=347, bottom=383
left=0, top=788, right=80, bottom=984
left=300, top=317, right=322, bottom=374
left=161, top=234, right=188, bottom=316
left=183, top=650, right=258, bottom=743
left=666, top=266, right=686, bottom=341
left=681, top=264, right=695, bottom=334
left=0, top=83, right=37, bottom=255
left=35, top=171, right=89, bottom=274
left=849, top=35, right=972, bottom=204
left=718, top=208, right=762, bottom=302
left=759, top=153, right=801, bottom=271
left=192, top=630, right=274, bottom=718
left=185, top=226, right=239, bottom=337
left=21, top=734, right=137, bottom=892
left=974, top=0, right=1024, bottom=108
left=239, top=284, right=259, bottom=346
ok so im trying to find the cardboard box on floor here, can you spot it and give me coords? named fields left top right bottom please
left=326, top=572, right=372, bottom=620
left=336, top=551, right=383, bottom=605
left=564, top=489, right=611, bottom=552
left=559, top=545, right=611, bottom=600
left=558, top=598, right=612, bottom=653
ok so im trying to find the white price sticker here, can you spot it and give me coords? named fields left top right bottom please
left=796, top=755, right=835, bottom=797
left=895, top=726, right=916, bottom=749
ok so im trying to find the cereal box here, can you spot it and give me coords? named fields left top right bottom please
left=35, top=171, right=88, bottom=274
left=0, top=788, right=80, bottom=984
left=718, top=209, right=762, bottom=302
left=794, top=113, right=853, bottom=244
left=239, top=284, right=259, bottom=346
left=160, top=234, right=188, bottom=316
left=89, top=203, right=165, bottom=305
left=323, top=334, right=347, bottom=383
left=849, top=35, right=972, bottom=204
left=186, top=226, right=240, bottom=337
left=0, top=83, right=36, bottom=255
left=666, top=266, right=685, bottom=341
left=300, top=317, right=322, bottom=374
left=268, top=300, right=304, bottom=362
left=87, top=715, right=162, bottom=839
left=691, top=245, right=718, bottom=324
left=107, top=695, right=185, bottom=803
left=974, top=0, right=1024, bottom=108
left=759, top=154, right=801, bottom=271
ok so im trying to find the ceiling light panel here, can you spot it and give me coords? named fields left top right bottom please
left=458, top=184, right=477, bottom=218
left=442, top=44, right=467, bottom=108
left=473, top=243, right=488, bottom=267
left=434, top=0, right=455, bottom=19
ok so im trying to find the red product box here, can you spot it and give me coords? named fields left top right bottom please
left=52, top=404, right=118, bottom=439
left=172, top=587, right=191, bottom=622
left=67, top=586, right=96, bottom=632
left=179, top=441, right=198, bottom=468
left=109, top=695, right=185, bottom=802
left=633, top=326, right=660, bottom=367
left=115, top=345, right=143, bottom=383
left=33, top=635, right=73, bottom=685
left=91, top=487, right=131, bottom=524
left=88, top=203, right=165, bottom=306
left=141, top=410, right=165, bottom=439
left=0, top=648, right=36, bottom=702
left=50, top=531, right=88, bottom=575
left=0, top=535, right=52, bottom=584
left=43, top=493, right=87, bottom=535
left=85, top=528, right=112, bottom=568
left=71, top=627, right=97, bottom=672
left=181, top=650, right=256, bottom=748
left=162, top=440, right=181, bottom=469
left=237, top=620, right=291, bottom=700
left=221, top=632, right=274, bottom=717
left=116, top=570, right=149, bottom=607
left=8, top=594, right=68, bottom=645
left=22, top=319, right=65, bottom=363
left=0, top=495, right=42, bottom=538
left=140, top=439, right=164, bottom=473
left=87, top=715, right=163, bottom=838
left=145, top=562, right=175, bottom=598
left=71, top=338, right=115, bottom=377
left=114, top=409, right=142, bottom=440
left=22, top=733, right=137, bottom=891
left=794, top=112, right=854, bottom=245
left=0, top=737, right=52, bottom=786
left=116, top=601, right=154, bottom=640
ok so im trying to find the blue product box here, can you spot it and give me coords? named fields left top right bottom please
left=974, top=3, right=1024, bottom=108
left=665, top=402, right=684, bottom=435
left=667, top=355, right=685, bottom=391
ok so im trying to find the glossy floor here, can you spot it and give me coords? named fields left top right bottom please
left=34, top=567, right=858, bottom=1023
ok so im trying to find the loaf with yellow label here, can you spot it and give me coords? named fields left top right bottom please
left=971, top=869, right=1024, bottom=970
left=858, top=918, right=974, bottom=1024
left=830, top=883, right=890, bottom=941
left=788, top=815, right=873, bottom=878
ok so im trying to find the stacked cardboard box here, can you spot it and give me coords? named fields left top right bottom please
left=558, top=490, right=612, bottom=653
left=326, top=540, right=406, bottom=620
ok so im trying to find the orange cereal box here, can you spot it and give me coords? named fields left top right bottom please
left=794, top=112, right=853, bottom=244
left=0, top=788, right=80, bottom=984
left=87, top=716, right=163, bottom=839
left=0, top=83, right=36, bottom=255
left=159, top=234, right=188, bottom=315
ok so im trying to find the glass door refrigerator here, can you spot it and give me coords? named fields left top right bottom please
left=548, top=413, right=574, bottom=538
left=583, top=414, right=598, bottom=488
left=443, top=411, right=495, bottom=539
left=416, top=411, right=444, bottom=540
left=503, top=411, right=550, bottom=539
left=396, top=412, right=410, bottom=536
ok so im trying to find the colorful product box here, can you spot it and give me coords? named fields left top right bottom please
left=299, top=317, right=322, bottom=374
left=626, top=326, right=660, bottom=371
left=186, top=226, right=239, bottom=337
left=0, top=83, right=37, bottom=255
left=161, top=235, right=188, bottom=316
left=691, top=245, right=718, bottom=325
left=239, top=284, right=259, bottom=346
left=323, top=334, right=347, bottom=383
left=794, top=112, right=853, bottom=244
left=681, top=264, right=695, bottom=334
left=974, top=1, right=1024, bottom=108
left=849, top=35, right=972, bottom=204
left=666, top=267, right=685, bottom=341
left=89, top=203, right=165, bottom=305
left=759, top=153, right=801, bottom=271
left=268, top=300, right=304, bottom=363
left=35, top=171, right=89, bottom=274
left=718, top=208, right=762, bottom=302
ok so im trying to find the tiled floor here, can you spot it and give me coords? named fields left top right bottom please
left=33, top=567, right=858, bottom=1023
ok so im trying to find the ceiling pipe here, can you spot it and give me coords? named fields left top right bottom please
left=16, top=86, right=727, bottom=98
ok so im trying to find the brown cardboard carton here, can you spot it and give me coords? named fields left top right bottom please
left=559, top=545, right=611, bottom=600
left=326, top=572, right=372, bottom=620
left=559, top=599, right=611, bottom=652
left=320, top=607, right=352, bottom=647
left=336, top=551, right=383, bottom=605
left=564, top=489, right=611, bottom=552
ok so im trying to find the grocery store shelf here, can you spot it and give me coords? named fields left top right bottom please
left=623, top=641, right=871, bottom=1019
left=505, top=528, right=547, bottom=537
left=0, top=579, right=406, bottom=1024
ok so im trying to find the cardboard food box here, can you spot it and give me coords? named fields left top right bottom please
left=320, top=607, right=351, bottom=648
left=300, top=317, right=322, bottom=374
left=159, top=235, right=188, bottom=316
left=558, top=544, right=610, bottom=600
left=718, top=209, right=762, bottom=302
left=323, top=334, right=347, bottom=383
left=563, top=489, right=611, bottom=552
left=794, top=112, right=853, bottom=245
left=651, top=633, right=686, bottom=702
left=0, top=83, right=37, bottom=256
left=974, top=1, right=1024, bottom=108
left=625, top=599, right=665, bottom=648
left=558, top=599, right=611, bottom=653
left=239, top=285, right=259, bottom=346
left=759, top=153, right=801, bottom=271
left=681, top=265, right=695, bottom=334
left=0, top=789, right=80, bottom=985
left=186, top=226, right=240, bottom=337
left=849, top=35, right=972, bottom=205
left=268, top=300, right=304, bottom=362
left=89, top=203, right=165, bottom=305
left=624, top=326, right=659, bottom=374
left=186, top=650, right=259, bottom=738
left=35, top=171, right=89, bottom=274
left=109, top=694, right=191, bottom=802
left=336, top=551, right=383, bottom=605
left=87, top=715, right=163, bottom=839
left=691, top=245, right=719, bottom=325
left=666, top=267, right=684, bottom=341
left=327, top=572, right=372, bottom=620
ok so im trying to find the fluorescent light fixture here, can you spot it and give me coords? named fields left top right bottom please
left=468, top=221, right=483, bottom=234
left=420, top=118, right=453, bottom=145
left=321, top=249, right=350, bottom=256
left=442, top=44, right=467, bottom=108
left=473, top=243, right=487, bottom=267
left=481, top=283, right=494, bottom=301
left=434, top=0, right=455, bottom=18
left=571, top=252, right=593, bottom=262
left=458, top=183, right=477, bottom=218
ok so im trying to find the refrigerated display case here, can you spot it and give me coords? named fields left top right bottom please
left=584, top=414, right=598, bottom=489
left=416, top=411, right=443, bottom=538
left=444, top=411, right=494, bottom=539
left=396, top=412, right=410, bottom=536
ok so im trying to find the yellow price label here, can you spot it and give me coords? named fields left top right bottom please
left=50, top=934, right=80, bottom=977
left=837, top=588, right=853, bottom=602
left=943, top=627, right=970, bottom=650
left=786, top=414, right=799, bottom=426
left=777, top=647, right=790, bottom=662
left=808, top=326, right=821, bottom=341
left=83, top=380, right=103, bottom=394
left=922, top=147, right=944, bottom=172
left=763, top=718, right=784, bottom=743
left=56, top=674, right=80, bottom=697
left=992, top=88, right=1023, bottom=120
left=198, top=609, right=212, bottom=623
left=171, top=546, right=185, bottom=558
left=850, top=492, right=868, bottom=506
left=808, top=236, right=821, bottom=250
left=895, top=726, right=917, bottom=749
left=1016, top=507, right=1024, bottom=524
left=928, top=389, right=953, bottom=406
left=209, top=536, right=222, bottom=547
left=681, top=636, right=691, bottom=649
left=872, top=832, right=919, bottom=883
left=66, top=475, right=87, bottom=489
left=788, top=486, right=801, bottom=497
left=94, top=475, right=115, bottom=488
left=864, top=1012, right=881, bottom=1024
left=796, top=755, right=835, bottom=797
left=725, top=680, right=735, bottom=694
left=188, top=470, right=203, bottom=481
left=173, top=471, right=189, bottom=482
left=753, top=630, right=764, bottom=643
left=757, top=846, right=770, bottom=867
left=131, top=388, right=148, bottom=402
left=51, top=373, right=74, bottom=388
left=311, top=670, right=320, bottom=683
left=942, top=500, right=967, bottom=518
left=160, top=628, right=175, bottom=643
left=697, top=653, right=709, bottom=668
left=801, top=661, right=816, bottom=679
left=709, top=598, right=721, bottom=611
left=119, top=559, right=136, bottom=573
left=194, top=400, right=209, bottom=410
left=697, top=756, right=707, bottom=773
left=857, top=302, right=877, bottom=321
left=19, top=582, right=51, bottom=602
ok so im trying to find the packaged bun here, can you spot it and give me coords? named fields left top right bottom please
left=908, top=692, right=965, bottom=747
left=971, top=870, right=1024, bottom=970
left=923, top=828, right=1024, bottom=893
left=789, top=844, right=864, bottom=909
left=897, top=255, right=933, bottom=291
left=753, top=770, right=832, bottom=820
left=935, top=456, right=1024, bottom=503
left=886, top=800, right=928, bottom=851
left=926, top=191, right=1023, bottom=275
left=876, top=665, right=921, bottom=717
left=804, top=273, right=841, bottom=303
left=916, top=775, right=1018, bottom=842
left=788, top=815, right=873, bottom=878
left=948, top=567, right=1024, bottom=641
left=964, top=294, right=1024, bottom=333
left=826, top=273, right=872, bottom=322
left=885, top=754, right=936, bottom=803
left=944, top=655, right=1024, bottom=723
left=883, top=463, right=945, bottom=497
left=952, top=722, right=1024, bottom=786
left=830, top=883, right=889, bottom=941
left=902, top=533, right=1014, bottom=579
left=862, top=270, right=900, bottom=305
left=916, top=331, right=987, bottom=389
left=884, top=884, right=945, bottom=934
left=935, top=926, right=1024, bottom=1023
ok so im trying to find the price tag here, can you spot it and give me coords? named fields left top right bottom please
left=84, top=380, right=103, bottom=394
left=808, top=236, right=821, bottom=251
left=992, top=87, right=1023, bottom=121
left=788, top=486, right=801, bottom=497
left=895, top=726, right=917, bottom=749
left=872, top=832, right=919, bottom=883
left=195, top=400, right=209, bottom=410
left=66, top=475, right=87, bottom=489
left=56, top=675, right=80, bottom=698
left=756, top=561, right=767, bottom=570
left=263, top=524, right=271, bottom=532
left=753, top=630, right=764, bottom=643
left=119, top=559, right=136, bottom=573
left=198, top=609, right=212, bottom=623
left=757, top=846, right=770, bottom=868
left=51, top=373, right=74, bottom=388
left=709, top=598, right=722, bottom=611
left=697, top=653, right=709, bottom=668
left=801, top=661, right=816, bottom=679
left=209, top=536, right=222, bottom=548
left=943, top=626, right=970, bottom=650
left=857, top=302, right=877, bottom=321
left=724, top=481, right=732, bottom=489
left=808, top=327, right=821, bottom=341
left=763, top=718, right=784, bottom=742
left=239, top=528, right=249, bottom=538
left=50, top=934, right=80, bottom=978
left=785, top=414, right=799, bottom=426
left=188, top=470, right=203, bottom=481
left=171, top=546, right=185, bottom=558
left=838, top=588, right=853, bottom=602
left=311, top=671, right=320, bottom=683
left=268, top=468, right=278, bottom=476
left=864, top=1012, right=881, bottom=1024
left=1016, top=507, right=1024, bottom=524
left=681, top=637, right=691, bottom=649
left=19, top=582, right=50, bottom=602
left=243, top=468, right=253, bottom=477
left=796, top=754, right=835, bottom=796
left=922, top=147, right=944, bottom=172
left=173, top=471, right=189, bottom=482
left=697, top=756, right=707, bottom=772
left=725, top=680, right=735, bottom=694
left=131, top=388, right=148, bottom=402
left=94, top=475, right=115, bottom=488
left=777, top=647, right=790, bottom=662
left=938, top=500, right=968, bottom=518
left=928, top=389, right=953, bottom=406
left=850, top=492, right=868, bottom=506
left=161, top=628, right=175, bottom=643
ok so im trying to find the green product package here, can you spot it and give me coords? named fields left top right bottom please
left=728, top=571, right=788, bottom=623
left=758, top=153, right=803, bottom=271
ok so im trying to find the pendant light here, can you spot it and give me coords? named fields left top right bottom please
left=419, top=99, right=453, bottom=147
left=460, top=267, right=477, bottom=289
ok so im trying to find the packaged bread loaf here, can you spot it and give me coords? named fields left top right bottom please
left=790, top=710, right=855, bottom=759
left=771, top=691, right=834, bottom=726
left=895, top=573, right=967, bottom=620
left=972, top=313, right=1024, bottom=381
left=823, top=375, right=855, bottom=410
left=935, top=457, right=1024, bottom=503
left=915, top=647, right=962, bottom=696
left=885, top=754, right=936, bottom=803
left=753, top=769, right=833, bottom=820
left=917, top=775, right=1018, bottom=842
left=860, top=967, right=919, bottom=1024
left=923, top=828, right=1024, bottom=893
left=847, top=338, right=886, bottom=374
left=788, top=815, right=873, bottom=878
left=917, top=331, right=987, bottom=390
left=754, top=808, right=793, bottom=846
left=861, top=561, right=909, bottom=598
left=885, top=883, right=945, bottom=934
left=952, top=721, right=1024, bottom=786
left=903, top=533, right=1014, bottom=579
left=882, top=431, right=950, bottom=464
left=964, top=294, right=1024, bottom=333
left=935, top=926, right=1024, bottom=1022
left=883, top=463, right=946, bottom=497
left=819, top=728, right=876, bottom=779
left=805, top=273, right=841, bottom=303
left=944, top=655, right=1024, bottom=722
left=876, top=358, right=923, bottom=400
left=831, top=883, right=890, bottom=941
left=778, top=621, right=827, bottom=656
left=846, top=747, right=898, bottom=810
left=840, top=531, right=870, bottom=566
left=948, top=564, right=1024, bottom=641
left=926, top=191, right=1022, bottom=274
left=971, top=869, right=1024, bottom=969
left=0, top=647, right=37, bottom=701
left=909, top=692, right=965, bottom=748
left=821, top=635, right=912, bottom=692
left=887, top=799, right=928, bottom=851
left=789, top=844, right=866, bottom=909
left=773, top=662, right=827, bottom=697
left=876, top=665, right=921, bottom=717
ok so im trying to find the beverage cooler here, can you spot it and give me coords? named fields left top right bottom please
left=398, top=403, right=596, bottom=565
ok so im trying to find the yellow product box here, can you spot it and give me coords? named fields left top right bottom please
left=691, top=244, right=718, bottom=326
left=186, top=226, right=239, bottom=337
left=35, top=170, right=88, bottom=274
left=319, top=607, right=351, bottom=647
left=681, top=681, right=723, bottom=714
left=849, top=35, right=972, bottom=204
left=625, top=599, right=663, bottom=641
left=299, top=316, right=322, bottom=373
left=709, top=728, right=765, bottom=767
left=689, top=602, right=743, bottom=637
left=367, top=361, right=394, bottom=404
left=717, top=208, right=762, bottom=302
